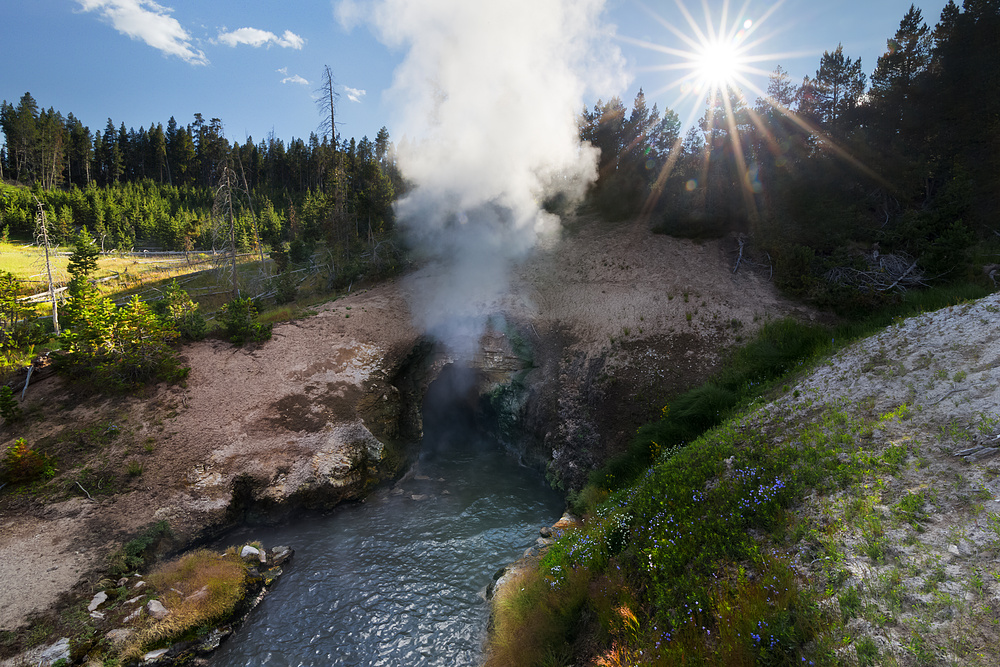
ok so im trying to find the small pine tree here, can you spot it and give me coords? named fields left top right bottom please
left=0, top=270, right=37, bottom=350
left=67, top=226, right=100, bottom=278
left=220, top=297, right=272, bottom=346
left=0, top=386, right=23, bottom=424
left=151, top=280, right=206, bottom=341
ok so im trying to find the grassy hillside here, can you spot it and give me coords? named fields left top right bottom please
left=488, top=286, right=1000, bottom=666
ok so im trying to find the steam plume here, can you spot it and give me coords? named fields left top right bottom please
left=341, top=0, right=626, bottom=358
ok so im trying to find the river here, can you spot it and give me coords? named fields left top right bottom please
left=210, top=366, right=563, bottom=666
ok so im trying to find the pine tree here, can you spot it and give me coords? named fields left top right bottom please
left=67, top=226, right=100, bottom=278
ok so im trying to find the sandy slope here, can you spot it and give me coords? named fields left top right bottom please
left=761, top=295, right=1000, bottom=663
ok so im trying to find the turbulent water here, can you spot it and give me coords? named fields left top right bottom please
left=210, top=369, right=563, bottom=666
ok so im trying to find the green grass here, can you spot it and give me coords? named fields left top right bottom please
left=508, top=399, right=865, bottom=665
left=106, top=521, right=173, bottom=579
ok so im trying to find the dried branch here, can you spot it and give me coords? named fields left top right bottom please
left=76, top=481, right=93, bottom=501
left=823, top=251, right=926, bottom=293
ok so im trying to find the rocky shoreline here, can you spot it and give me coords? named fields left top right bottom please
left=6, top=545, right=294, bottom=667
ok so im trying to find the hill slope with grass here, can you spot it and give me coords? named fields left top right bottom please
left=488, top=293, right=1000, bottom=666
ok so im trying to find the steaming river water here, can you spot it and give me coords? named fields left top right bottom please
left=210, top=378, right=563, bottom=666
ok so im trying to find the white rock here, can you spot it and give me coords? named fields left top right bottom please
left=90, top=610, right=105, bottom=620
left=133, top=580, right=146, bottom=590
left=146, top=599, right=169, bottom=620
left=143, top=647, right=169, bottom=663
left=185, top=585, right=209, bottom=603
left=240, top=545, right=261, bottom=560
left=87, top=591, right=108, bottom=612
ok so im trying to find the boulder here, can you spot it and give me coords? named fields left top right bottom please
left=240, top=545, right=261, bottom=561
left=146, top=599, right=169, bottom=620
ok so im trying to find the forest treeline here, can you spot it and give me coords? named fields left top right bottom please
left=2, top=0, right=998, bottom=313
left=0, top=99, right=400, bottom=256
left=579, top=0, right=998, bottom=311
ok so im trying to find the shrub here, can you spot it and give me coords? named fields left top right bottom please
left=106, top=521, right=173, bottom=578
left=151, top=280, right=206, bottom=341
left=2, top=437, right=54, bottom=484
left=0, top=271, right=44, bottom=352
left=60, top=288, right=186, bottom=389
left=0, top=386, right=23, bottom=424
left=288, top=238, right=313, bottom=264
left=272, top=271, right=298, bottom=305
left=220, top=297, right=272, bottom=346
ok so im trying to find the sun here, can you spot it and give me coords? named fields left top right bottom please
left=693, top=37, right=743, bottom=90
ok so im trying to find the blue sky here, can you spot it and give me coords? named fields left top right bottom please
left=2, top=0, right=948, bottom=148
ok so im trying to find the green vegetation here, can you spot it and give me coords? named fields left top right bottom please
left=500, top=278, right=994, bottom=664
left=1, top=437, right=55, bottom=485
left=0, top=386, right=22, bottom=424
left=588, top=281, right=990, bottom=498
left=106, top=521, right=173, bottom=579
left=219, top=297, right=272, bottom=346
left=491, top=382, right=936, bottom=664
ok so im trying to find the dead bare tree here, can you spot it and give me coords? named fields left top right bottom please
left=211, top=161, right=241, bottom=299
left=31, top=194, right=59, bottom=335
left=730, top=233, right=773, bottom=280
left=212, top=155, right=271, bottom=299
left=316, top=65, right=340, bottom=145
left=234, top=155, right=266, bottom=269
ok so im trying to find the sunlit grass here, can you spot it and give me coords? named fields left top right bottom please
left=120, top=549, right=249, bottom=661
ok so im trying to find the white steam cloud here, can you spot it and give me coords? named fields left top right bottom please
left=341, top=0, right=625, bottom=358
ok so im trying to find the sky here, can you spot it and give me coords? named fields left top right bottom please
left=2, top=0, right=950, bottom=149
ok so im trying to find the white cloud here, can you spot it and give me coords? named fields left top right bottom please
left=77, top=0, right=207, bottom=65
left=344, top=86, right=366, bottom=103
left=217, top=27, right=305, bottom=49
left=277, top=68, right=309, bottom=85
